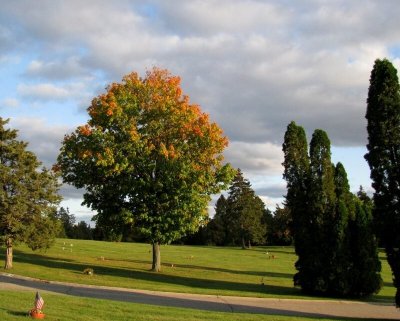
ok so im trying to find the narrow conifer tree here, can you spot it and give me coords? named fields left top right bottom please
left=325, top=162, right=353, bottom=295
left=365, top=58, right=400, bottom=306
left=207, top=195, right=228, bottom=245
left=282, top=122, right=311, bottom=288
left=348, top=197, right=382, bottom=296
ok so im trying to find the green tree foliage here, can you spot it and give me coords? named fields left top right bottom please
left=73, top=221, right=93, bottom=240
left=330, top=163, right=381, bottom=296
left=55, top=207, right=94, bottom=240
left=308, top=129, right=336, bottom=222
left=365, top=58, right=400, bottom=306
left=206, top=195, right=229, bottom=245
left=357, top=186, right=374, bottom=210
left=269, top=205, right=292, bottom=245
left=207, top=170, right=267, bottom=247
left=56, top=68, right=234, bottom=271
left=297, top=129, right=336, bottom=293
left=348, top=198, right=382, bottom=297
left=55, top=207, right=76, bottom=238
left=283, top=122, right=381, bottom=297
left=282, top=121, right=309, bottom=275
left=225, top=169, right=266, bottom=248
left=0, top=118, right=61, bottom=269
left=329, top=162, right=353, bottom=295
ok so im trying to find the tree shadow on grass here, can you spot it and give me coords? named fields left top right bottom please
left=5, top=249, right=396, bottom=304
left=253, top=246, right=295, bottom=253
left=104, top=256, right=294, bottom=279
left=12, top=250, right=298, bottom=297
left=192, top=246, right=297, bottom=256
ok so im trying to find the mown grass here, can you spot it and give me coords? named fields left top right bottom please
left=0, top=239, right=395, bottom=303
left=0, top=290, right=390, bottom=321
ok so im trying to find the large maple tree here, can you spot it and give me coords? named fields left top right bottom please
left=57, top=68, right=233, bottom=271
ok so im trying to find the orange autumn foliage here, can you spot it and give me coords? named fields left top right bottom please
left=60, top=66, right=232, bottom=200
left=78, top=124, right=92, bottom=136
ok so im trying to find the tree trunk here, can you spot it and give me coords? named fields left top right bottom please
left=151, top=242, right=161, bottom=272
left=241, top=236, right=246, bottom=249
left=248, top=240, right=252, bottom=249
left=5, top=237, right=13, bottom=269
left=386, top=246, right=400, bottom=307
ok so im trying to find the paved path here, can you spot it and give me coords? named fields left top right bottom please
left=0, top=272, right=398, bottom=320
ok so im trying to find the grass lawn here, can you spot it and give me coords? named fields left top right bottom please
left=0, top=239, right=395, bottom=303
left=0, top=290, right=389, bottom=321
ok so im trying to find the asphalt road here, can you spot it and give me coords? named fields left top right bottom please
left=0, top=272, right=398, bottom=320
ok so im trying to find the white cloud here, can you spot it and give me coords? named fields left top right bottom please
left=17, top=81, right=93, bottom=105
left=2, top=97, right=19, bottom=108
left=157, top=0, right=288, bottom=36
left=9, top=117, right=71, bottom=168
left=59, top=197, right=96, bottom=224
left=18, top=83, right=70, bottom=101
left=225, top=141, right=283, bottom=175
left=59, top=184, right=86, bottom=201
left=25, top=57, right=88, bottom=80
left=2, top=0, right=400, bottom=214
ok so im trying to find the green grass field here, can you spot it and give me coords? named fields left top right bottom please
left=0, top=238, right=395, bottom=303
left=0, top=290, right=382, bottom=321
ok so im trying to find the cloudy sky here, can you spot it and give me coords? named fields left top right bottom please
left=1, top=0, right=400, bottom=222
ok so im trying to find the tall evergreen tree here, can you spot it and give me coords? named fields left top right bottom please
left=365, top=58, right=400, bottom=306
left=226, top=169, right=266, bottom=248
left=330, top=162, right=380, bottom=297
left=207, top=195, right=228, bottom=245
left=328, top=162, right=353, bottom=295
left=282, top=121, right=310, bottom=274
left=308, top=130, right=336, bottom=222
left=295, top=129, right=336, bottom=293
left=0, top=118, right=61, bottom=269
left=348, top=197, right=382, bottom=296
left=283, top=121, right=382, bottom=298
left=239, top=194, right=266, bottom=248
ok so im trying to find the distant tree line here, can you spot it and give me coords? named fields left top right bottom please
left=55, top=207, right=93, bottom=240
left=192, top=169, right=293, bottom=247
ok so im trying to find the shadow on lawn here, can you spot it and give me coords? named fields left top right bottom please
left=8, top=250, right=394, bottom=304
left=191, top=246, right=297, bottom=256
left=12, top=250, right=298, bottom=297
left=170, top=263, right=293, bottom=279
left=105, top=256, right=294, bottom=279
